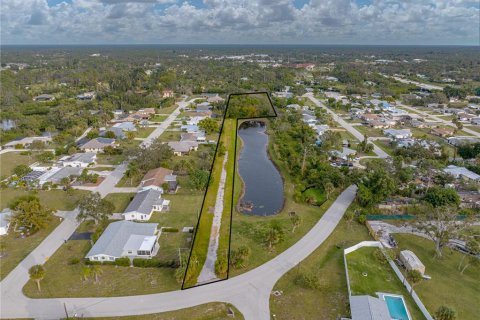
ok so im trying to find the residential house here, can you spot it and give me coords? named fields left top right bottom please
left=330, top=147, right=356, bottom=161
left=471, top=117, right=480, bottom=125
left=112, top=122, right=137, bottom=132
left=457, top=113, right=475, bottom=122
left=187, top=116, right=207, bottom=126
left=162, top=90, right=174, bottom=98
left=181, top=132, right=206, bottom=143
left=0, top=208, right=12, bottom=236
left=33, top=94, right=55, bottom=102
left=383, top=129, right=412, bottom=140
left=431, top=127, right=454, bottom=137
left=447, top=136, right=480, bottom=147
left=315, top=125, right=329, bottom=137
left=167, top=141, right=199, bottom=156
left=80, top=138, right=116, bottom=153
left=196, top=102, right=212, bottom=113
left=123, top=189, right=170, bottom=221
left=181, top=124, right=201, bottom=133
left=369, top=120, right=390, bottom=129
left=85, top=220, right=160, bottom=262
left=444, top=165, right=480, bottom=181
left=207, top=95, right=225, bottom=104
left=361, top=113, right=379, bottom=123
left=61, top=152, right=97, bottom=168
left=101, top=127, right=125, bottom=139
left=136, top=108, right=156, bottom=119
left=140, top=167, right=178, bottom=193
left=4, top=136, right=52, bottom=149
left=349, top=295, right=391, bottom=320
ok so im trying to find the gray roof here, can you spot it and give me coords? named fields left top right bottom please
left=101, top=127, right=126, bottom=139
left=80, top=138, right=115, bottom=150
left=0, top=208, right=12, bottom=229
left=48, top=167, right=82, bottom=183
left=167, top=141, right=199, bottom=153
left=350, top=295, right=391, bottom=320
left=86, top=221, right=157, bottom=258
left=67, top=152, right=96, bottom=163
left=124, top=189, right=163, bottom=215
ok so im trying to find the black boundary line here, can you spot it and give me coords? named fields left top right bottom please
left=181, top=91, right=277, bottom=290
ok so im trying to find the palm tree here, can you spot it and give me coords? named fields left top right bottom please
left=91, top=265, right=103, bottom=283
left=81, top=265, right=92, bottom=281
left=125, top=162, right=140, bottom=186
left=324, top=181, right=335, bottom=200
left=29, top=264, right=46, bottom=292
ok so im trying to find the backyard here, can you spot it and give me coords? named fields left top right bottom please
left=346, top=246, right=425, bottom=319
left=394, top=234, right=479, bottom=320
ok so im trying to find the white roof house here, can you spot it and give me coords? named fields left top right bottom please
left=167, top=141, right=199, bottom=156
left=4, top=136, right=52, bottom=148
left=62, top=152, right=96, bottom=168
left=330, top=147, right=356, bottom=160
left=85, top=220, right=159, bottom=262
left=444, top=165, right=480, bottom=181
left=123, top=189, right=170, bottom=221
left=112, top=122, right=137, bottom=132
left=80, top=138, right=116, bottom=153
left=399, top=250, right=426, bottom=275
left=384, top=129, right=412, bottom=140
left=0, top=208, right=12, bottom=236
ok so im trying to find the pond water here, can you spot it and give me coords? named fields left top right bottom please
left=237, top=121, right=284, bottom=216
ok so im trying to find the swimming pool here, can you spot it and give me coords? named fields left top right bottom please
left=378, top=293, right=411, bottom=320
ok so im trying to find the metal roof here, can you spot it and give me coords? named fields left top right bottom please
left=123, top=189, right=163, bottom=215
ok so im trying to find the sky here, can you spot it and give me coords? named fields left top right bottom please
left=1, top=0, right=479, bottom=45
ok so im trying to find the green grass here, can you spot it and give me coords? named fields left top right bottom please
left=0, top=189, right=89, bottom=211
left=394, top=234, right=479, bottom=320
left=0, top=152, right=37, bottom=179
left=88, top=166, right=115, bottom=171
left=88, top=303, right=244, bottom=320
left=270, top=220, right=370, bottom=319
left=375, top=140, right=395, bottom=156
left=0, top=217, right=61, bottom=280
left=302, top=188, right=326, bottom=205
left=103, top=193, right=135, bottom=213
left=96, top=154, right=125, bottom=165
left=115, top=173, right=143, bottom=187
left=158, top=131, right=182, bottom=142
left=150, top=115, right=168, bottom=123
left=135, top=127, right=155, bottom=138
left=346, top=247, right=425, bottom=320
left=355, top=125, right=384, bottom=137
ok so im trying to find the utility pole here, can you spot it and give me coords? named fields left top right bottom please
left=63, top=303, right=69, bottom=319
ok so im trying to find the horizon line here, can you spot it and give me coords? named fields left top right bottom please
left=1, top=43, right=479, bottom=47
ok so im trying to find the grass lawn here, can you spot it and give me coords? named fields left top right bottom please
left=88, top=303, right=244, bottom=320
left=96, top=154, right=125, bottom=165
left=115, top=173, right=143, bottom=187
left=466, top=125, right=480, bottom=133
left=0, top=217, right=61, bottom=280
left=346, top=247, right=425, bottom=320
left=158, top=104, right=179, bottom=114
left=23, top=239, right=179, bottom=298
left=302, top=188, right=326, bottom=205
left=135, top=127, right=155, bottom=138
left=103, top=193, right=136, bottom=213
left=0, top=189, right=89, bottom=211
left=270, top=220, right=370, bottom=319
left=375, top=140, right=395, bottom=156
left=88, top=166, right=115, bottom=171
left=394, top=234, right=479, bottom=320
left=158, top=131, right=182, bottom=142
left=355, top=125, right=384, bottom=137
left=150, top=114, right=168, bottom=123
left=0, top=152, right=37, bottom=179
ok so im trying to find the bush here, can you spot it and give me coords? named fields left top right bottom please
left=114, top=257, right=131, bottom=266
left=68, top=257, right=80, bottom=265
left=85, top=260, right=102, bottom=265
left=295, top=271, right=323, bottom=290
left=161, top=227, right=179, bottom=232
left=133, top=258, right=162, bottom=268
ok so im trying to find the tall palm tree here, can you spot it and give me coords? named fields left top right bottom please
left=81, top=265, right=92, bottom=281
left=29, top=264, right=46, bottom=292
left=91, top=265, right=103, bottom=283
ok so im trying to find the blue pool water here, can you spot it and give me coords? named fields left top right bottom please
left=384, top=295, right=410, bottom=320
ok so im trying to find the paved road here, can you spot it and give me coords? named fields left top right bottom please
left=391, top=76, right=444, bottom=91
left=305, top=93, right=389, bottom=158
left=0, top=184, right=357, bottom=320
left=397, top=102, right=480, bottom=138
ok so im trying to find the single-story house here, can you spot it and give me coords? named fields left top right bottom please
left=369, top=120, right=390, bottom=129
left=85, top=220, right=160, bottom=262
left=457, top=113, right=475, bottom=122
left=471, top=117, right=480, bottom=125
left=383, top=129, right=412, bottom=140
left=444, top=165, right=480, bottom=181
left=101, top=127, right=126, bottom=139
left=431, top=127, right=455, bottom=137
left=349, top=295, right=391, bottom=320
left=196, top=102, right=212, bottom=113
left=0, top=208, right=12, bottom=236
left=123, top=189, right=170, bottom=221
left=167, top=141, right=199, bottom=156
left=61, top=152, right=97, bottom=168
left=315, top=125, right=329, bottom=137
left=286, top=104, right=301, bottom=111
left=399, top=250, right=425, bottom=275
left=33, top=94, right=55, bottom=102
left=187, top=116, right=207, bottom=126
left=80, top=138, right=116, bottom=153
left=162, top=90, right=174, bottom=98
left=77, top=92, right=96, bottom=101
left=4, top=136, right=52, bottom=149
left=207, top=95, right=225, bottom=104
left=112, top=122, right=137, bottom=132
left=330, top=147, right=356, bottom=161
left=140, top=167, right=178, bottom=193
left=45, top=167, right=82, bottom=185
left=181, top=132, right=206, bottom=143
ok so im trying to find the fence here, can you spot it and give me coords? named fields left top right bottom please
left=343, top=241, right=433, bottom=320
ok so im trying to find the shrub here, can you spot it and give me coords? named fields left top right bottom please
left=133, top=258, right=161, bottom=268
left=85, top=260, right=102, bottom=265
left=114, top=257, right=131, bottom=267
left=161, top=227, right=179, bottom=233
left=295, top=271, right=323, bottom=290
left=68, top=257, right=80, bottom=265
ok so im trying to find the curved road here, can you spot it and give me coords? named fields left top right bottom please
left=1, top=185, right=357, bottom=319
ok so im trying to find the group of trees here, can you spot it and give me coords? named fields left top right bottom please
left=9, top=195, right=53, bottom=235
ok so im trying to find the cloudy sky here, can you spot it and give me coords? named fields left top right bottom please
left=1, top=0, right=479, bottom=45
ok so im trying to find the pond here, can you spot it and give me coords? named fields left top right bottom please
left=237, top=121, right=284, bottom=216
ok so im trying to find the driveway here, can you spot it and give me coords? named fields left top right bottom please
left=0, top=185, right=357, bottom=320
left=304, top=93, right=389, bottom=158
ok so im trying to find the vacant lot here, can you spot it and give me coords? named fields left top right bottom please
left=0, top=152, right=37, bottom=178
left=150, top=115, right=168, bottom=123
left=1, top=217, right=61, bottom=280
left=394, top=234, right=479, bottom=320
left=103, top=193, right=136, bottom=213
left=135, top=127, right=155, bottom=138
left=0, top=189, right=89, bottom=211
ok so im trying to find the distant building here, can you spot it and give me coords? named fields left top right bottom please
left=431, top=127, right=454, bottom=137
left=140, top=167, right=178, bottom=193
left=61, top=152, right=97, bottom=168
left=444, top=165, right=480, bottom=181
left=384, top=129, right=412, bottom=140
left=123, top=189, right=170, bottom=221
left=4, top=136, right=52, bottom=149
left=33, top=94, right=55, bottom=102
left=80, top=138, right=116, bottom=153
left=162, top=90, right=174, bottom=98
left=112, top=122, right=137, bottom=132
left=167, top=141, right=199, bottom=156
left=85, top=221, right=160, bottom=261
left=77, top=92, right=96, bottom=101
